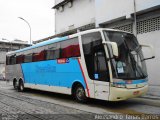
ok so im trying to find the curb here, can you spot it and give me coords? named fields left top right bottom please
left=141, top=95, right=160, bottom=100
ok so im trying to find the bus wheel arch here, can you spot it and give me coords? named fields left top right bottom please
left=18, top=78, right=25, bottom=92
left=72, top=82, right=87, bottom=103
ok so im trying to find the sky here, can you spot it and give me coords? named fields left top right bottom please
left=0, top=0, right=55, bottom=43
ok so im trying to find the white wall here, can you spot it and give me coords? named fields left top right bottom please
left=55, top=0, right=95, bottom=34
left=95, top=0, right=133, bottom=26
left=95, top=0, right=160, bottom=26
left=136, top=0, right=160, bottom=11
left=138, top=31, right=160, bottom=85
left=55, top=0, right=64, bottom=5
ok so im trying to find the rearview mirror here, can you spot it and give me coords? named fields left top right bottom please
left=103, top=41, right=119, bottom=57
left=140, top=44, right=155, bottom=61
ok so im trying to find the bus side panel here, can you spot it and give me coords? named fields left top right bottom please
left=6, top=64, right=24, bottom=82
left=21, top=58, right=86, bottom=93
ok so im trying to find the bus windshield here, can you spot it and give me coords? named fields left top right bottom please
left=104, top=31, right=147, bottom=80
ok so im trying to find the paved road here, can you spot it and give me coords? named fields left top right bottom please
left=0, top=81, right=160, bottom=120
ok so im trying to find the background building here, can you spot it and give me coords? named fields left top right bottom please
left=53, top=0, right=96, bottom=36
left=0, top=40, right=29, bottom=78
left=52, top=0, right=160, bottom=86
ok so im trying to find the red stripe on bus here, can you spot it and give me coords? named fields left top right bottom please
left=78, top=59, right=90, bottom=97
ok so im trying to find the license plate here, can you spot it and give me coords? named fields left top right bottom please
left=133, top=91, right=140, bottom=95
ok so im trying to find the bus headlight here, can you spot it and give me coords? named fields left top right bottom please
left=111, top=83, right=126, bottom=88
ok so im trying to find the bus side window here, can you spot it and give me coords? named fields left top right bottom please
left=33, top=50, right=45, bottom=62
left=46, top=43, right=60, bottom=60
left=46, top=50, right=54, bottom=60
left=16, top=55, right=24, bottom=64
left=60, top=37, right=80, bottom=58
left=6, top=56, right=10, bottom=65
left=24, top=54, right=32, bottom=63
left=10, top=55, right=16, bottom=65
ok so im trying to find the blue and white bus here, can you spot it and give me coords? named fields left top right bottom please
left=5, top=28, right=155, bottom=102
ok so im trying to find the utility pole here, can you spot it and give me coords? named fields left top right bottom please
left=133, top=0, right=137, bottom=37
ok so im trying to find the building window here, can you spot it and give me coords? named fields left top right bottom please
left=113, top=24, right=133, bottom=33
left=137, top=16, right=160, bottom=34
left=68, top=2, right=72, bottom=8
left=58, top=6, right=64, bottom=12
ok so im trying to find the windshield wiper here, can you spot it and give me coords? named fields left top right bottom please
left=129, top=52, right=147, bottom=78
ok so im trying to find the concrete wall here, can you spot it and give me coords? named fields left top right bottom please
left=95, top=0, right=160, bottom=26
left=136, top=0, right=160, bottom=11
left=55, top=0, right=95, bottom=34
left=138, top=31, right=160, bottom=85
left=55, top=0, right=64, bottom=5
left=95, top=0, right=133, bottom=26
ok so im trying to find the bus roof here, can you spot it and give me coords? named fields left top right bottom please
left=7, top=36, right=69, bottom=55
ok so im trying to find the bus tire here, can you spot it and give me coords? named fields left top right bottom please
left=18, top=80, right=25, bottom=92
left=13, top=79, right=18, bottom=89
left=74, top=84, right=87, bottom=103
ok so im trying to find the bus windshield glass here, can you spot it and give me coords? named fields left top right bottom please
left=104, top=31, right=147, bottom=80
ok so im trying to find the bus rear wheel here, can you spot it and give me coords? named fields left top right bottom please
left=18, top=80, right=25, bottom=92
left=13, top=79, right=18, bottom=89
left=74, top=84, right=87, bottom=103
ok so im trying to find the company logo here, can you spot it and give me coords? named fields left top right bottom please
left=36, top=65, right=56, bottom=73
left=57, top=58, right=69, bottom=64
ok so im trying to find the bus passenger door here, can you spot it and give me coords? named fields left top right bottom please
left=93, top=51, right=110, bottom=100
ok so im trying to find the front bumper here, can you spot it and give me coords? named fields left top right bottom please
left=109, top=85, right=148, bottom=101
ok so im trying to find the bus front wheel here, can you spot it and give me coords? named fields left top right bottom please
left=74, top=84, right=87, bottom=103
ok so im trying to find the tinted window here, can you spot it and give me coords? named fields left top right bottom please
left=94, top=51, right=110, bottom=81
left=10, top=55, right=16, bottom=65
left=46, top=43, right=60, bottom=60
left=33, top=50, right=45, bottom=62
left=61, top=37, right=80, bottom=58
left=16, top=55, right=24, bottom=64
left=24, top=54, right=32, bottom=63
left=6, top=56, right=10, bottom=65
left=6, top=38, right=80, bottom=64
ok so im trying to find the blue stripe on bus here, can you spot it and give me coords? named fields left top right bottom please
left=114, top=79, right=147, bottom=84
left=131, top=79, right=147, bottom=84
left=13, top=36, right=68, bottom=53
left=21, top=58, right=86, bottom=88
